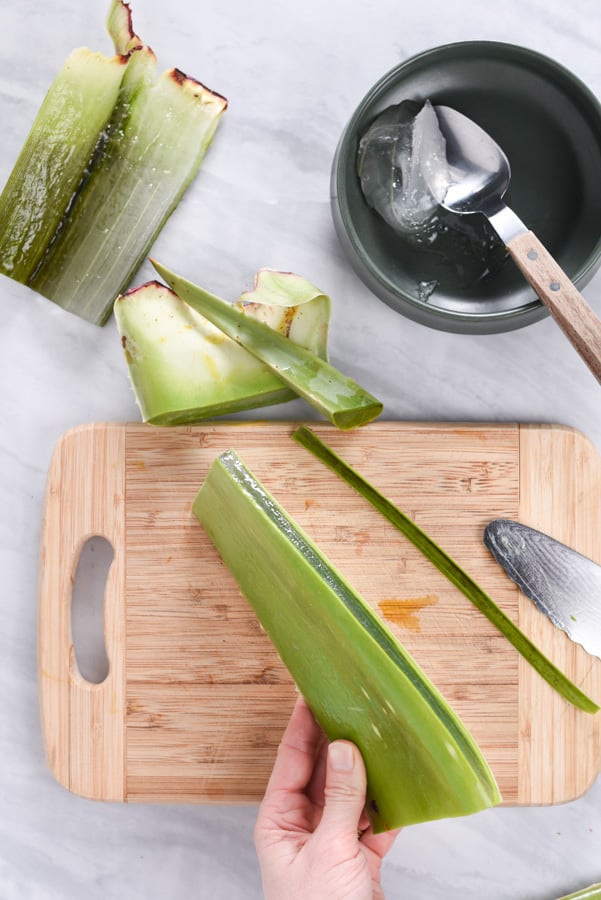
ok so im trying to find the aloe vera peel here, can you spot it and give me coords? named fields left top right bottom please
left=194, top=450, right=501, bottom=831
left=0, top=0, right=226, bottom=325
left=293, top=426, right=599, bottom=715
left=114, top=270, right=331, bottom=425
left=0, top=49, right=128, bottom=284
left=557, top=886, right=601, bottom=900
left=151, top=260, right=383, bottom=429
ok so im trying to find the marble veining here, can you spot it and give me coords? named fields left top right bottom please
left=1, top=0, right=601, bottom=897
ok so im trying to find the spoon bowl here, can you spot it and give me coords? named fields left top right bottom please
left=433, top=106, right=511, bottom=216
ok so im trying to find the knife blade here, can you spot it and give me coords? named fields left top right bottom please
left=483, top=518, right=601, bottom=660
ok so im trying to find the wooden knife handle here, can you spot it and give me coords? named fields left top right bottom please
left=507, top=231, right=601, bottom=384
left=38, top=424, right=126, bottom=800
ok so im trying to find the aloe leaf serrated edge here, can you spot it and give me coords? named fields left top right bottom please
left=292, top=425, right=599, bottom=715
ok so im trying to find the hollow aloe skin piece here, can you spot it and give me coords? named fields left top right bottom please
left=194, top=450, right=501, bottom=831
left=293, top=425, right=600, bottom=715
left=151, top=260, right=383, bottom=429
left=0, top=48, right=128, bottom=283
left=0, top=0, right=226, bottom=325
left=106, top=0, right=142, bottom=53
left=114, top=271, right=331, bottom=425
left=31, top=60, right=226, bottom=325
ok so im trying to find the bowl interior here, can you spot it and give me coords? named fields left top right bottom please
left=333, top=42, right=601, bottom=332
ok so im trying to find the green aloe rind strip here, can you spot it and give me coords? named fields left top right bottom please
left=293, top=425, right=599, bottom=715
left=151, top=259, right=383, bottom=429
left=194, top=449, right=501, bottom=831
left=114, top=270, right=331, bottom=425
left=0, top=0, right=226, bottom=325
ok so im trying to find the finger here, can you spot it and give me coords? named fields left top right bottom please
left=361, top=826, right=402, bottom=859
left=306, top=734, right=328, bottom=810
left=264, top=694, right=323, bottom=799
left=315, top=740, right=367, bottom=845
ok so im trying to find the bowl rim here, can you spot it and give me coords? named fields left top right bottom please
left=332, top=40, right=601, bottom=330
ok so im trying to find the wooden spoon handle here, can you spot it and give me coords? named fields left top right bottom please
left=507, top=231, right=601, bottom=384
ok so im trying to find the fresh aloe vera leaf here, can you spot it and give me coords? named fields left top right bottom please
left=194, top=450, right=501, bottom=830
left=0, top=48, right=128, bottom=283
left=31, top=63, right=226, bottom=325
left=114, top=271, right=330, bottom=425
left=151, top=260, right=383, bottom=429
left=293, top=425, right=599, bottom=714
left=557, top=886, right=601, bottom=900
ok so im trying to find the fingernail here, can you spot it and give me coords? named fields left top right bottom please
left=329, top=741, right=354, bottom=772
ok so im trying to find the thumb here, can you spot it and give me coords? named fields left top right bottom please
left=317, top=740, right=367, bottom=841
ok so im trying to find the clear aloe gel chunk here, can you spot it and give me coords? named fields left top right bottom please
left=357, top=99, right=508, bottom=293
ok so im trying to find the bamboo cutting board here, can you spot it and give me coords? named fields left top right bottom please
left=39, top=421, right=601, bottom=808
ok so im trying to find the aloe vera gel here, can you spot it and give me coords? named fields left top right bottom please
left=357, top=100, right=507, bottom=297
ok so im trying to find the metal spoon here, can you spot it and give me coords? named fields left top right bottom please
left=431, top=105, right=601, bottom=383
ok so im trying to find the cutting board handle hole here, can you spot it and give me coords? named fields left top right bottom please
left=72, top=536, right=113, bottom=685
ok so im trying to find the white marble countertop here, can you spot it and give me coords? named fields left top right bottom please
left=1, top=0, right=601, bottom=897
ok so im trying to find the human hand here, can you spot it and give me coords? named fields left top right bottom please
left=254, top=694, right=400, bottom=900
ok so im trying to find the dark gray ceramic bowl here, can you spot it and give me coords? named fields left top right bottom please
left=331, top=42, right=601, bottom=334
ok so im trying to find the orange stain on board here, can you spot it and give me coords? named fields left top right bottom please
left=378, top=595, right=438, bottom=631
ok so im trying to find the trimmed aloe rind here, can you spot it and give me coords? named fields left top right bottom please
left=293, top=425, right=600, bottom=715
left=106, top=0, right=142, bottom=53
left=114, top=271, right=330, bottom=425
left=0, top=48, right=128, bottom=283
left=31, top=60, right=226, bottom=325
left=151, top=260, right=383, bottom=429
left=194, top=450, right=501, bottom=831
left=0, top=0, right=226, bottom=325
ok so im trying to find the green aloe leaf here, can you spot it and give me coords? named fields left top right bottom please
left=151, top=260, right=383, bottom=429
left=194, top=449, right=501, bottom=831
left=293, top=425, right=599, bottom=715
left=114, top=270, right=331, bottom=425
left=0, top=48, right=128, bottom=283
left=0, top=0, right=226, bottom=325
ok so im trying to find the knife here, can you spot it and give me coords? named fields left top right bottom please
left=483, top=519, right=601, bottom=660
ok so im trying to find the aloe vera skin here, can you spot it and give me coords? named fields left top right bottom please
left=557, top=886, right=601, bottom=900
left=114, top=272, right=330, bottom=425
left=106, top=0, right=142, bottom=54
left=0, top=48, right=128, bottom=283
left=194, top=450, right=501, bottom=832
left=151, top=261, right=383, bottom=430
left=293, top=425, right=600, bottom=715
left=31, top=65, right=226, bottom=325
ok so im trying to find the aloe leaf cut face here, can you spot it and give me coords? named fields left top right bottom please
left=114, top=272, right=331, bottom=425
left=151, top=260, right=383, bottom=429
left=194, top=450, right=501, bottom=831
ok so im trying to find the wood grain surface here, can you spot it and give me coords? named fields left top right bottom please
left=38, top=422, right=601, bottom=806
